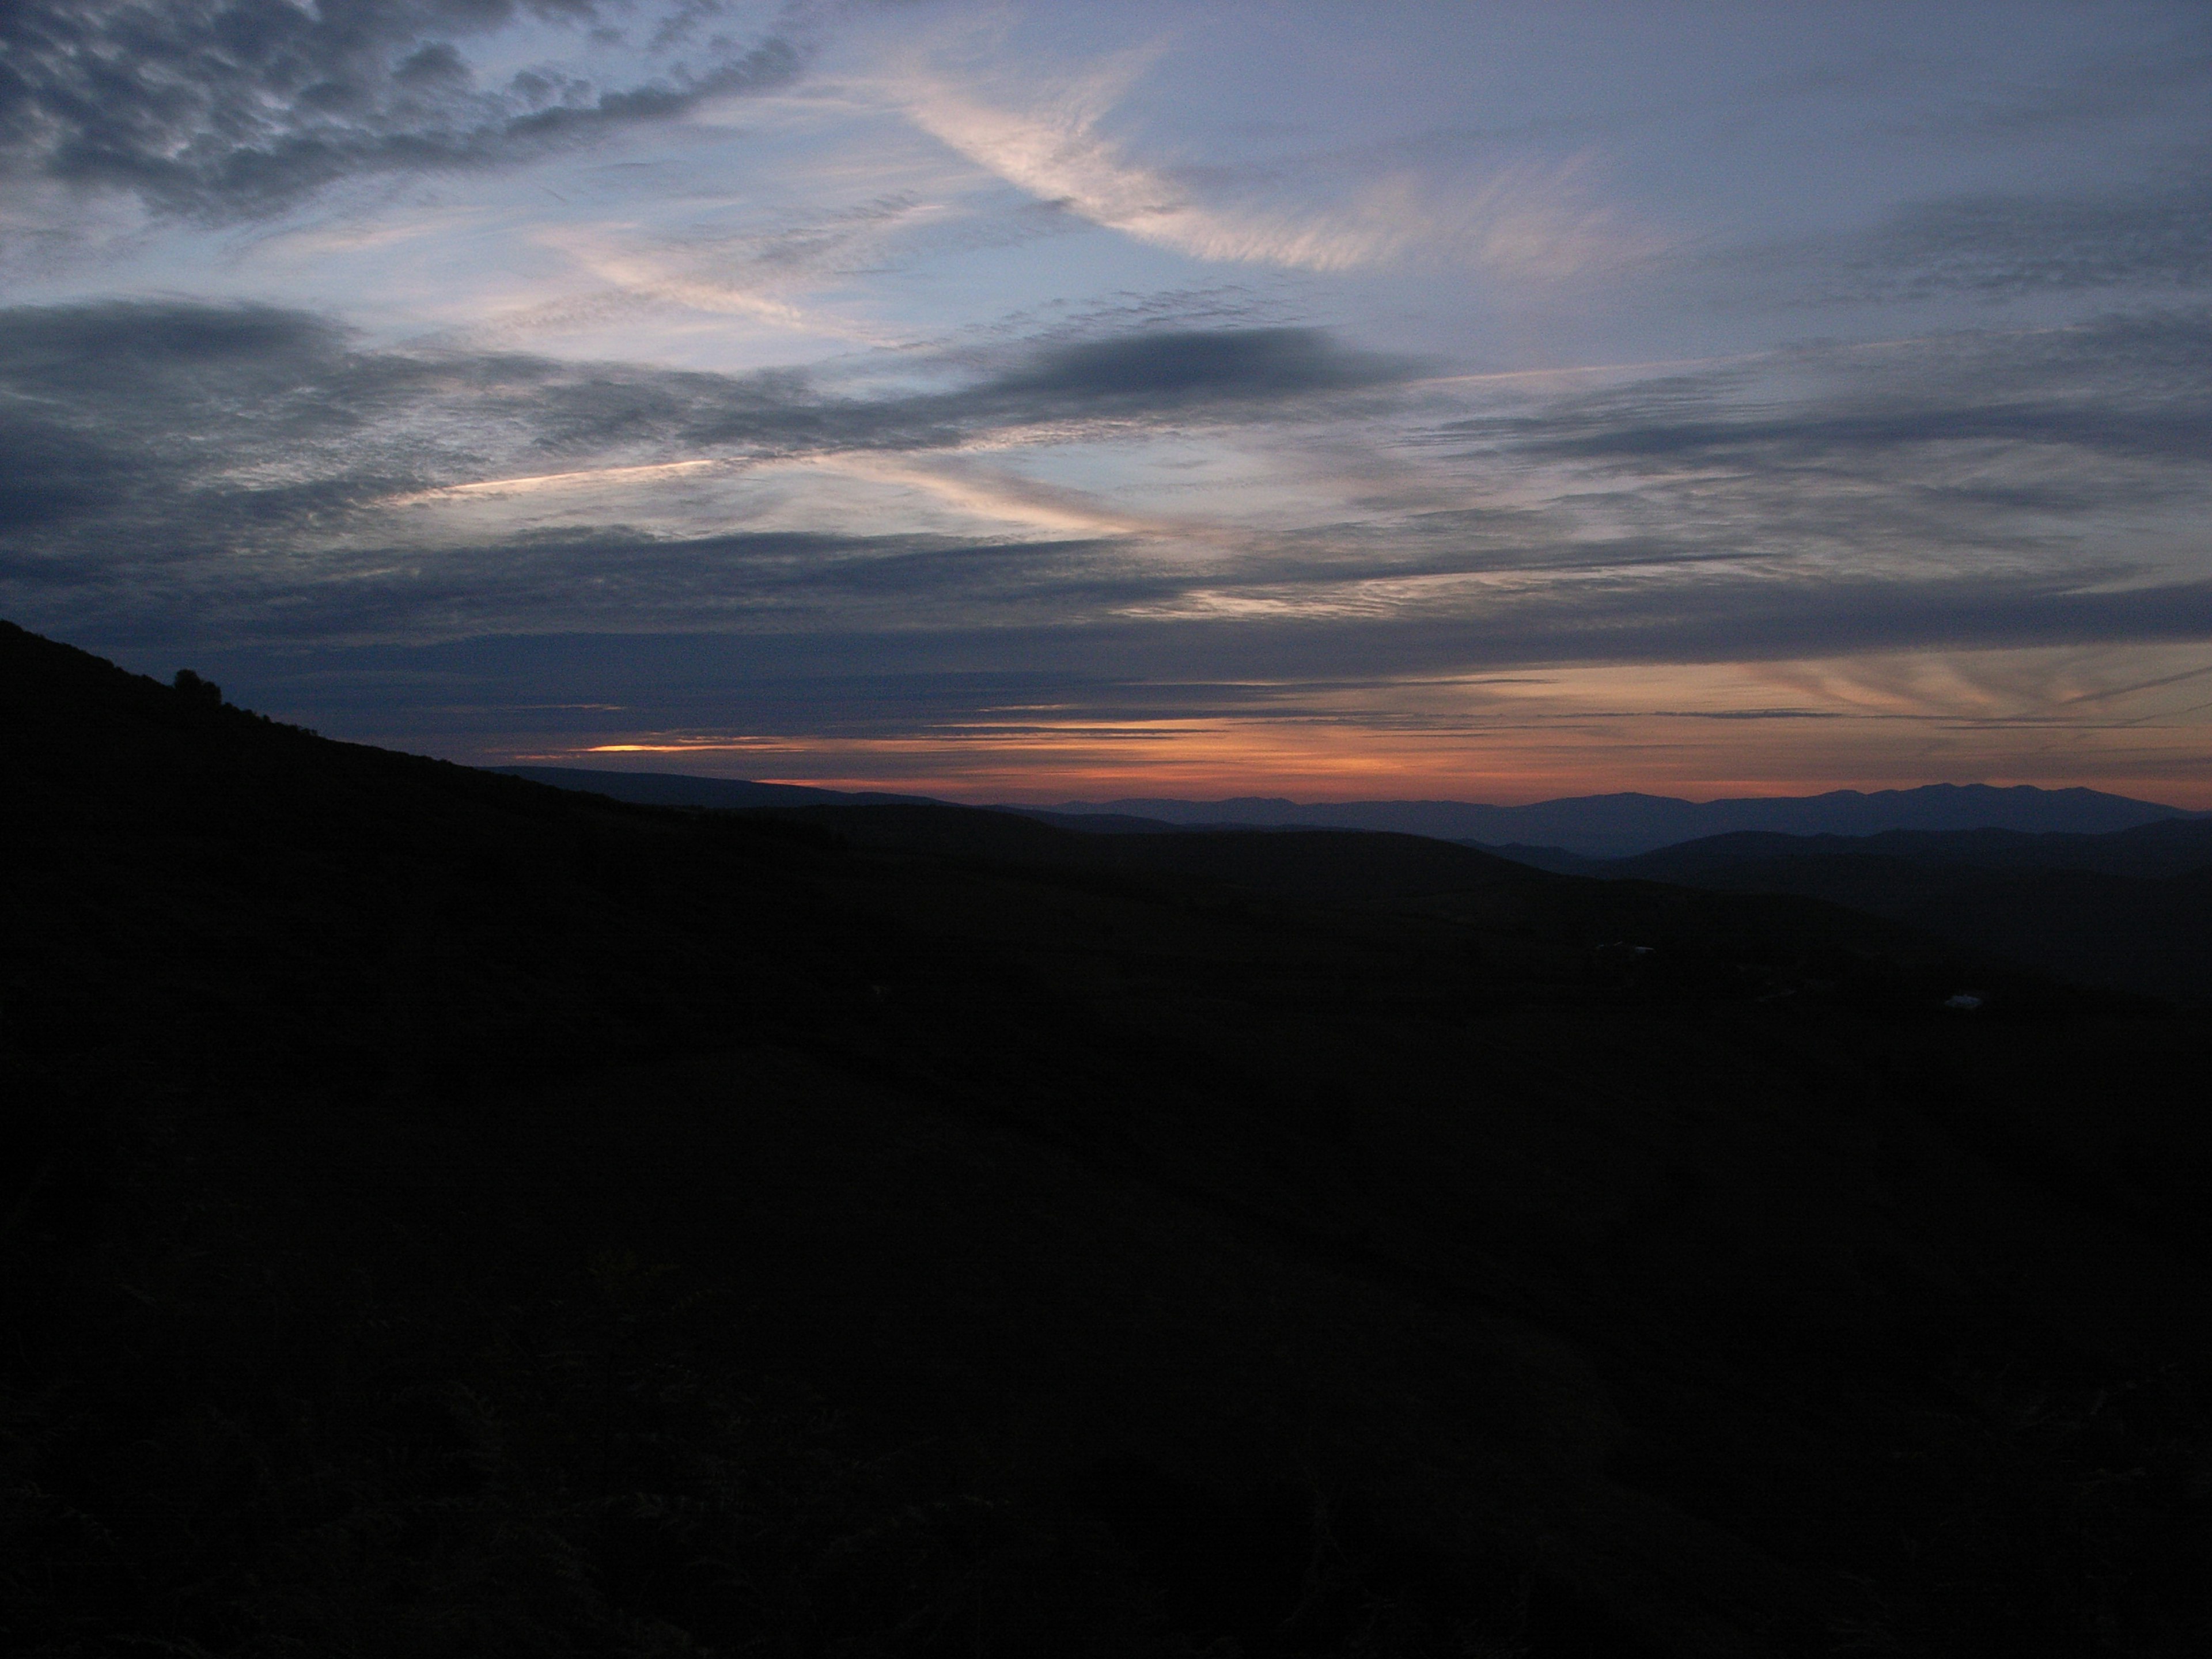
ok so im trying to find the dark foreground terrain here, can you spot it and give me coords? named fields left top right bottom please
left=7, top=619, right=2211, bottom=1657
left=1597, top=825, right=2212, bottom=1007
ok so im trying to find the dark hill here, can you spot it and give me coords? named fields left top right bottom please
left=767, top=801, right=1537, bottom=904
left=1618, top=819, right=2212, bottom=884
left=8, top=619, right=2212, bottom=1658
left=1609, top=822, right=2212, bottom=1003
left=751, top=800, right=1983, bottom=991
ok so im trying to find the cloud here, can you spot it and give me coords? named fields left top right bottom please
left=895, top=51, right=1626, bottom=275
left=903, top=67, right=1395, bottom=271
left=9, top=297, right=2212, bottom=737
left=1442, top=312, right=2212, bottom=483
left=527, top=191, right=959, bottom=343
left=0, top=301, right=396, bottom=551
left=982, top=327, right=1412, bottom=407
left=162, top=570, right=2212, bottom=763
left=1828, top=179, right=2212, bottom=300
left=1870, top=24, right=2212, bottom=143
left=0, top=300, right=1419, bottom=631
left=0, top=0, right=815, bottom=220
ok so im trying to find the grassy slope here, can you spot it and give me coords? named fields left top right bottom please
left=7, top=620, right=2212, bottom=1657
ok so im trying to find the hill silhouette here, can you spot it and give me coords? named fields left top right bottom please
left=7, top=619, right=2212, bottom=1658
left=1607, top=823, right=2212, bottom=1003
left=1020, top=783, right=2203, bottom=857
left=1616, top=820, right=2212, bottom=884
left=497, top=765, right=2203, bottom=858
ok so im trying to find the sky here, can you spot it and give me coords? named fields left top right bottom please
left=5, top=1, right=2212, bottom=805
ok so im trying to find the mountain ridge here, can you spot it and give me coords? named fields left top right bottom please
left=490, top=768, right=2202, bottom=858
left=1019, top=783, right=2205, bottom=858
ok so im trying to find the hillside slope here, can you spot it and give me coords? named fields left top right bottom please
left=1610, top=824, right=2212, bottom=1003
left=7, top=620, right=2211, bottom=1658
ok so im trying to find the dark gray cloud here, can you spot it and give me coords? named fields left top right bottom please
left=0, top=305, right=1418, bottom=557
left=77, top=527, right=1172, bottom=646
left=0, top=0, right=810, bottom=219
left=0, top=302, right=386, bottom=552
left=987, top=328, right=1411, bottom=406
left=0, top=301, right=1420, bottom=631
left=1833, top=179, right=2212, bottom=300
left=1443, top=310, right=2212, bottom=477
left=10, top=297, right=2212, bottom=751
left=1501, top=394, right=2212, bottom=469
left=155, top=566, right=2212, bottom=759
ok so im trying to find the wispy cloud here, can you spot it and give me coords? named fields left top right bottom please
left=891, top=45, right=1628, bottom=276
left=0, top=300, right=1425, bottom=637
left=1825, top=179, right=2212, bottom=300
left=12, top=297, right=2211, bottom=709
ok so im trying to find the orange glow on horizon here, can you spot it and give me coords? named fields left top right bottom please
left=476, top=647, right=2212, bottom=809
left=525, top=729, right=2212, bottom=809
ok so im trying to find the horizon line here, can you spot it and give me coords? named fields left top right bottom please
left=498, top=763, right=2207, bottom=815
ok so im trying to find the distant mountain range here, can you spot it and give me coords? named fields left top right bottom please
left=1025, top=783, right=2205, bottom=858
left=503, top=769, right=2203, bottom=859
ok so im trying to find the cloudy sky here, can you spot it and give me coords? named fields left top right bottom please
left=6, top=1, right=2212, bottom=804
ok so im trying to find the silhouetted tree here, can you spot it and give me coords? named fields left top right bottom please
left=172, top=668, right=221, bottom=706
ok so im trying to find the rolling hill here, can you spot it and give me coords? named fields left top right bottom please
left=8, top=619, right=2212, bottom=1658
left=1605, top=822, right=2212, bottom=1003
